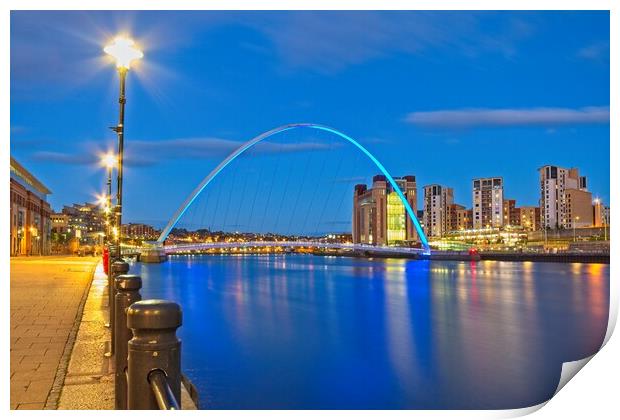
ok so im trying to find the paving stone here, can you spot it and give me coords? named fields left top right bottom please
left=10, top=256, right=98, bottom=410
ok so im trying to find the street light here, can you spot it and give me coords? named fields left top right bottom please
left=104, top=36, right=143, bottom=258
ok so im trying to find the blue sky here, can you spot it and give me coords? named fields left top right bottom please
left=10, top=11, right=610, bottom=232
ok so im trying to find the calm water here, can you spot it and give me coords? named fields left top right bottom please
left=132, top=255, right=609, bottom=409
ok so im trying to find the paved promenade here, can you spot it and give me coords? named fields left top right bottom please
left=10, top=256, right=99, bottom=409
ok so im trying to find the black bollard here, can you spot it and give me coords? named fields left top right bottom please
left=114, top=274, right=142, bottom=410
left=107, top=259, right=129, bottom=358
left=127, top=300, right=182, bottom=409
left=105, top=245, right=116, bottom=328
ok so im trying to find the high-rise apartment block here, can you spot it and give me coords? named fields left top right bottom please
left=353, top=175, right=418, bottom=246
left=472, top=177, right=504, bottom=229
left=539, top=165, right=592, bottom=229
left=423, top=184, right=454, bottom=238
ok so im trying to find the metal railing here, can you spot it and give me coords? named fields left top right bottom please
left=148, top=369, right=180, bottom=410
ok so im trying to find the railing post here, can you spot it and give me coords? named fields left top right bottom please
left=114, top=274, right=142, bottom=410
left=107, top=259, right=129, bottom=358
left=127, top=300, right=182, bottom=409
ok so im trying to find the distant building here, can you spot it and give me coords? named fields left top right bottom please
left=502, top=199, right=520, bottom=227
left=121, top=223, right=158, bottom=239
left=352, top=175, right=418, bottom=246
left=10, top=157, right=52, bottom=256
left=51, top=213, right=70, bottom=234
left=519, top=206, right=541, bottom=231
left=566, top=188, right=593, bottom=228
left=473, top=177, right=504, bottom=229
left=447, top=204, right=472, bottom=232
left=423, top=184, right=454, bottom=238
left=592, top=199, right=611, bottom=229
left=539, top=165, right=591, bottom=229
left=60, top=202, right=105, bottom=240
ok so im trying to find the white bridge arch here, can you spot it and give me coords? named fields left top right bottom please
left=156, top=123, right=430, bottom=254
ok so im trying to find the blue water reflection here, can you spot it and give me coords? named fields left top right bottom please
left=134, top=255, right=609, bottom=409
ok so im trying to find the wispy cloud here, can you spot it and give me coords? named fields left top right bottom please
left=29, top=136, right=335, bottom=167
left=251, top=11, right=535, bottom=74
left=577, top=41, right=609, bottom=61
left=405, top=106, right=610, bottom=128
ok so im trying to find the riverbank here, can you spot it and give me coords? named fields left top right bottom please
left=10, top=256, right=99, bottom=409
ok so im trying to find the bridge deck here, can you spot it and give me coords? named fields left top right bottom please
left=122, top=241, right=428, bottom=256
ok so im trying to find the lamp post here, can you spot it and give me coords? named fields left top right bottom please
left=104, top=37, right=143, bottom=259
left=100, top=153, right=116, bottom=241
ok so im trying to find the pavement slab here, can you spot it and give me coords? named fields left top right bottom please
left=10, top=256, right=99, bottom=410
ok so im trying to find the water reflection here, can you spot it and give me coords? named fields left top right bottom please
left=134, top=255, right=609, bottom=409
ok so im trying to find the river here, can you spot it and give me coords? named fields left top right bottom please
left=132, top=255, right=609, bottom=409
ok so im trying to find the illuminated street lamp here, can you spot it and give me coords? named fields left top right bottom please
left=104, top=36, right=143, bottom=258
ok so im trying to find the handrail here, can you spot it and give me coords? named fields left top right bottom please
left=148, top=369, right=180, bottom=410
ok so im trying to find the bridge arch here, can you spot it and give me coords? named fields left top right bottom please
left=157, top=123, right=430, bottom=254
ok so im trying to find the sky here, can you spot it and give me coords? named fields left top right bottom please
left=10, top=11, right=610, bottom=232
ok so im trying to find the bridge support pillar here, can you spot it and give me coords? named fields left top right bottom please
left=140, top=245, right=167, bottom=263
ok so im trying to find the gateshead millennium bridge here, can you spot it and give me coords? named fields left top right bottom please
left=129, top=123, right=431, bottom=260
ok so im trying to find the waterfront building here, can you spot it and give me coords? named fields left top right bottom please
left=352, top=175, right=418, bottom=246
left=519, top=206, right=541, bottom=231
left=10, top=157, right=52, bottom=256
left=121, top=223, right=158, bottom=239
left=539, top=165, right=591, bottom=229
left=502, top=199, right=520, bottom=227
left=473, top=177, right=504, bottom=229
left=447, top=204, right=472, bottom=232
left=423, top=184, right=454, bottom=238
left=592, top=199, right=611, bottom=229
left=565, top=188, right=593, bottom=228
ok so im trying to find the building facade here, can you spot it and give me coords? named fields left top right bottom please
left=353, top=175, right=418, bottom=246
left=473, top=177, right=504, bottom=229
left=121, top=223, right=158, bottom=239
left=60, top=202, right=106, bottom=240
left=539, top=165, right=591, bottom=229
left=502, top=199, right=520, bottom=227
left=519, top=206, right=541, bottom=231
left=423, top=184, right=454, bottom=238
left=10, top=157, right=52, bottom=256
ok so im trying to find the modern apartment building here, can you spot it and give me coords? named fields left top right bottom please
left=472, top=177, right=504, bottom=229
left=423, top=184, right=454, bottom=238
left=519, top=206, right=541, bottom=231
left=502, top=199, right=520, bottom=227
left=539, top=165, right=591, bottom=229
left=352, top=175, right=418, bottom=246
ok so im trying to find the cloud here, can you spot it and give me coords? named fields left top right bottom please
left=577, top=41, right=609, bottom=61
left=30, top=151, right=97, bottom=165
left=126, top=137, right=334, bottom=161
left=250, top=11, right=534, bottom=74
left=11, top=10, right=540, bottom=88
left=404, top=106, right=610, bottom=128
left=28, top=136, right=335, bottom=167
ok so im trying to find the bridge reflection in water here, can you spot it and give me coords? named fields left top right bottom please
left=132, top=255, right=609, bottom=409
